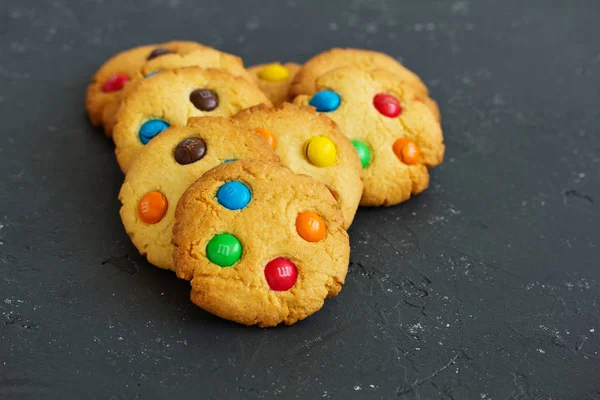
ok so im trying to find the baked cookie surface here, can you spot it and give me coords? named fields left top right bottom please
left=247, top=62, right=301, bottom=106
left=118, top=117, right=279, bottom=270
left=234, top=103, right=362, bottom=228
left=112, top=66, right=271, bottom=172
left=289, top=48, right=440, bottom=121
left=99, top=46, right=253, bottom=135
left=86, top=41, right=210, bottom=135
left=172, top=160, right=349, bottom=327
left=293, top=66, right=444, bottom=207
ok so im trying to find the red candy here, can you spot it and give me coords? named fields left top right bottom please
left=373, top=93, right=402, bottom=117
left=102, top=74, right=129, bottom=93
left=264, top=257, right=298, bottom=291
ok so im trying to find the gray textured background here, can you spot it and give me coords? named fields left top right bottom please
left=1, top=0, right=599, bottom=399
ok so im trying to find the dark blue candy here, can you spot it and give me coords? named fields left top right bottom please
left=139, top=119, right=169, bottom=144
left=216, top=181, right=251, bottom=210
left=309, top=90, right=341, bottom=112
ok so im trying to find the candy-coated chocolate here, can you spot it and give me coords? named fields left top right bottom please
left=138, top=191, right=168, bottom=224
left=255, top=128, right=277, bottom=149
left=139, top=119, right=169, bottom=144
left=392, top=138, right=420, bottom=165
left=296, top=211, right=327, bottom=242
left=351, top=139, right=372, bottom=169
left=216, top=181, right=251, bottom=210
left=144, top=71, right=159, bottom=79
left=258, top=64, right=290, bottom=82
left=223, top=159, right=236, bottom=163
left=102, top=74, right=129, bottom=93
left=174, top=137, right=207, bottom=165
left=373, top=93, right=402, bottom=117
left=264, top=257, right=298, bottom=291
left=305, top=136, right=337, bottom=167
left=190, top=89, right=218, bottom=111
left=206, top=233, right=242, bottom=267
left=309, top=90, right=341, bottom=112
left=147, top=48, right=174, bottom=60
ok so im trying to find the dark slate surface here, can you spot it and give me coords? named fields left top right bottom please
left=1, top=0, right=599, bottom=398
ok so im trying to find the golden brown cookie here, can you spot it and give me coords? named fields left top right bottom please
left=112, top=67, right=271, bottom=172
left=293, top=66, right=444, bottom=207
left=172, top=159, right=349, bottom=327
left=118, top=117, right=279, bottom=270
left=233, top=103, right=362, bottom=228
left=86, top=41, right=253, bottom=136
left=247, top=62, right=301, bottom=106
left=289, top=48, right=440, bottom=122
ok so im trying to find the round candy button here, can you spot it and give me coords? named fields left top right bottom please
left=102, top=74, right=129, bottom=93
left=255, top=128, right=277, bottom=149
left=138, top=191, right=168, bottom=224
left=373, top=93, right=402, bottom=117
left=206, top=233, right=242, bottom=267
left=147, top=47, right=174, bottom=60
left=264, top=258, right=298, bottom=291
left=258, top=64, right=290, bottom=82
left=309, top=90, right=341, bottom=112
left=216, top=181, right=251, bottom=210
left=305, top=136, right=337, bottom=167
left=174, top=137, right=207, bottom=165
left=296, top=211, right=327, bottom=242
left=139, top=119, right=169, bottom=144
left=190, top=89, right=218, bottom=111
left=351, top=140, right=372, bottom=169
left=392, top=138, right=420, bottom=165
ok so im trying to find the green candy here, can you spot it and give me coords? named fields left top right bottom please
left=351, top=140, right=372, bottom=169
left=206, top=233, right=242, bottom=267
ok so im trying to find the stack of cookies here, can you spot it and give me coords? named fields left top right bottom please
left=86, top=41, right=444, bottom=327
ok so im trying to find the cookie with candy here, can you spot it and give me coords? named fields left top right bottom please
left=247, top=62, right=301, bottom=106
left=172, top=160, right=349, bottom=327
left=118, top=117, right=279, bottom=270
left=233, top=102, right=362, bottom=228
left=293, top=66, right=445, bottom=206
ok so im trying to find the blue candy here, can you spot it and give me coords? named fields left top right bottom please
left=139, top=119, right=169, bottom=144
left=144, top=71, right=159, bottom=79
left=309, top=90, right=341, bottom=112
left=223, top=159, right=236, bottom=163
left=217, top=181, right=251, bottom=210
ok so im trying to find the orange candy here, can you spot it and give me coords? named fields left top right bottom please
left=255, top=128, right=277, bottom=149
left=392, top=138, right=420, bottom=165
left=296, top=211, right=327, bottom=242
left=138, top=191, right=168, bottom=224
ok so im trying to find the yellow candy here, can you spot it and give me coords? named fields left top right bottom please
left=258, top=63, right=290, bottom=82
left=305, top=136, right=337, bottom=168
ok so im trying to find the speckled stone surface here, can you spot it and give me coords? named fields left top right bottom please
left=1, top=0, right=599, bottom=398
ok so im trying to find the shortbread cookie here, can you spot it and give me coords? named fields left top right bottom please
left=118, top=117, right=279, bottom=270
left=113, top=67, right=271, bottom=172
left=172, top=160, right=349, bottom=327
left=86, top=41, right=252, bottom=136
left=247, top=62, right=301, bottom=106
left=293, top=66, right=444, bottom=207
left=289, top=48, right=440, bottom=121
left=234, top=103, right=362, bottom=228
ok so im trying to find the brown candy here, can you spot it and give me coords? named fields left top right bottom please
left=174, top=137, right=207, bottom=165
left=147, top=48, right=174, bottom=60
left=189, top=89, right=218, bottom=111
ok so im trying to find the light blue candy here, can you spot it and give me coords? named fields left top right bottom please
left=139, top=119, right=169, bottom=144
left=216, top=181, right=251, bottom=210
left=309, top=90, right=341, bottom=112
left=144, top=71, right=159, bottom=78
left=223, top=159, right=236, bottom=163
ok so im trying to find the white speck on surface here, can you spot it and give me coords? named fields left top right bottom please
left=590, top=329, right=595, bottom=333
left=354, top=386, right=361, bottom=391
left=537, top=348, right=545, bottom=354
left=452, top=1, right=470, bottom=15
left=118, top=336, right=124, bottom=341
left=369, top=384, right=376, bottom=389
left=4, top=299, right=11, bottom=304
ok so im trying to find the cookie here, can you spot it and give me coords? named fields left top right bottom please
left=247, top=62, right=301, bottom=106
left=289, top=48, right=440, bottom=121
left=112, top=67, right=271, bottom=172
left=233, top=103, right=362, bottom=228
left=172, top=159, right=349, bottom=327
left=118, top=117, right=279, bottom=270
left=293, top=66, right=445, bottom=207
left=86, top=41, right=252, bottom=136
